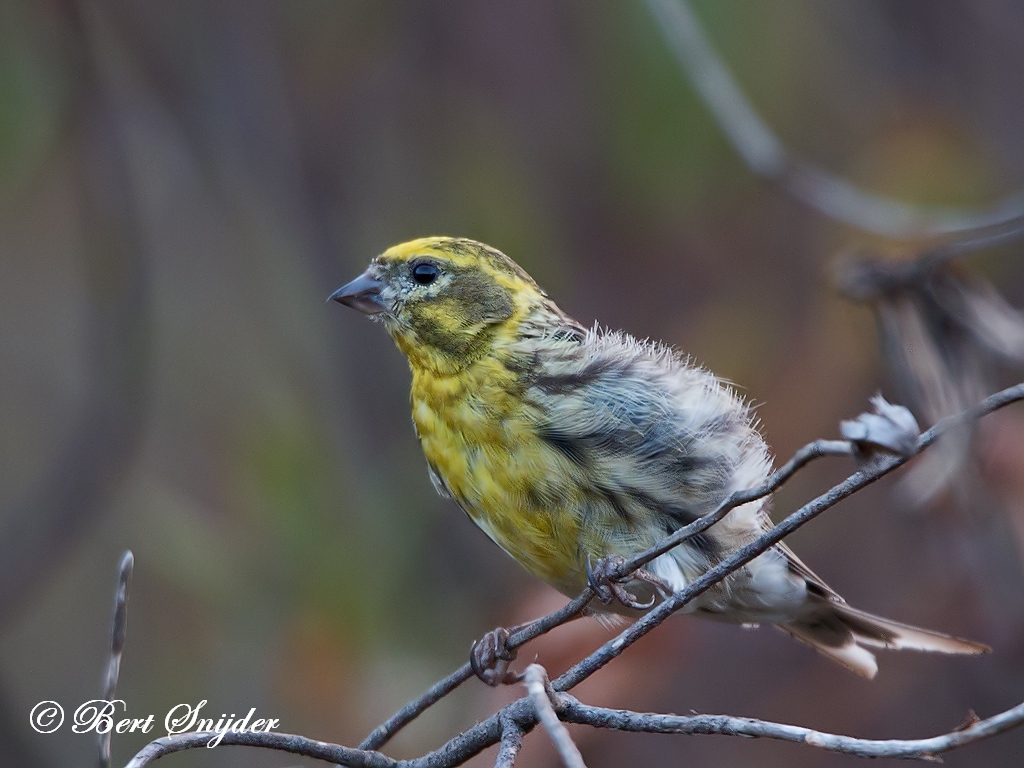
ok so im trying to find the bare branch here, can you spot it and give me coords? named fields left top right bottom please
left=494, top=716, right=526, bottom=768
left=123, top=731, right=397, bottom=768
left=643, top=0, right=1024, bottom=239
left=838, top=220, right=1024, bottom=307
left=559, top=694, right=1024, bottom=761
left=362, top=385, right=1024, bottom=751
left=117, top=688, right=1024, bottom=768
left=359, top=666, right=473, bottom=751
left=99, top=551, right=134, bottom=768
left=523, top=665, right=587, bottom=768
left=360, top=591, right=593, bottom=751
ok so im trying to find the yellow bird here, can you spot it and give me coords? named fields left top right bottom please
left=330, top=236, right=987, bottom=679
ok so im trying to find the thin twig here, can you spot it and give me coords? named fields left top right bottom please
left=838, top=218, right=1024, bottom=304
left=523, top=665, right=586, bottom=768
left=494, top=715, right=526, bottom=768
left=359, top=591, right=593, bottom=751
left=123, top=731, right=397, bottom=768
left=358, top=665, right=473, bottom=751
left=559, top=694, right=1024, bottom=761
left=644, top=0, right=1024, bottom=239
left=100, top=551, right=134, bottom=768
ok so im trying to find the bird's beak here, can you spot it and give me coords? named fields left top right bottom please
left=329, top=271, right=387, bottom=315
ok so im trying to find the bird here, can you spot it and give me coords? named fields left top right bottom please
left=329, top=236, right=988, bottom=679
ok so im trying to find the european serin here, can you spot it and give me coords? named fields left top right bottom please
left=330, top=236, right=987, bottom=679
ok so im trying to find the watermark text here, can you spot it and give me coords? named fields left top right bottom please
left=30, top=700, right=280, bottom=747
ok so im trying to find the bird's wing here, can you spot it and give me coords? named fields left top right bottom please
left=527, top=331, right=762, bottom=533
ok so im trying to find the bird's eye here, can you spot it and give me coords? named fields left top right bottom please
left=411, top=261, right=439, bottom=285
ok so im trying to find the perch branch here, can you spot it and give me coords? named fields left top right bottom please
left=359, top=666, right=474, bottom=751
left=121, top=382, right=1024, bottom=768
left=362, top=439, right=852, bottom=750
left=362, top=386, right=1022, bottom=749
left=359, top=590, right=592, bottom=750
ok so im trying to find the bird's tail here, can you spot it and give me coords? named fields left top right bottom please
left=778, top=601, right=989, bottom=679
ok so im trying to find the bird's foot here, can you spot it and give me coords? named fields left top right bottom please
left=470, top=627, right=521, bottom=686
left=587, top=554, right=672, bottom=610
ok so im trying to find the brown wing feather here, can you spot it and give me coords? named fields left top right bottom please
left=776, top=541, right=843, bottom=601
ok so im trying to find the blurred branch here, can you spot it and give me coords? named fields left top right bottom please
left=647, top=0, right=1024, bottom=506
left=0, top=1, right=151, bottom=625
left=644, top=0, right=1024, bottom=239
left=837, top=219, right=1024, bottom=304
left=116, top=383, right=1024, bottom=767
left=837, top=229, right=1024, bottom=505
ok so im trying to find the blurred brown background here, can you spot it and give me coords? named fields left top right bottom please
left=2, top=1, right=1024, bottom=766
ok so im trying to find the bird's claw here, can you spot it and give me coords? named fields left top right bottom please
left=587, top=554, right=670, bottom=610
left=470, top=627, right=521, bottom=686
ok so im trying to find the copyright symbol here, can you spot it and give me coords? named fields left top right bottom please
left=30, top=701, right=64, bottom=734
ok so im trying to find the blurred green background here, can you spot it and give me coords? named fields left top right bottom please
left=2, top=1, right=1024, bottom=766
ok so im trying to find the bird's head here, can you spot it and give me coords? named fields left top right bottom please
left=330, top=237, right=553, bottom=374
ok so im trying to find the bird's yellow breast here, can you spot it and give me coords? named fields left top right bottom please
left=410, top=359, right=588, bottom=593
